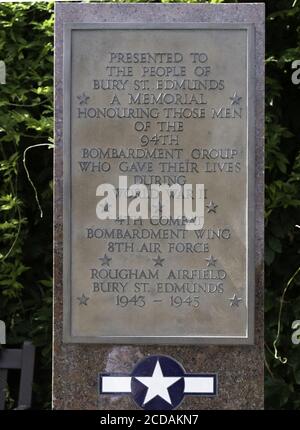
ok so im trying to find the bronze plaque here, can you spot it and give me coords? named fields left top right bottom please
left=63, top=24, right=255, bottom=344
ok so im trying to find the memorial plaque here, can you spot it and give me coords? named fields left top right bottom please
left=63, top=23, right=255, bottom=344
left=55, top=3, right=264, bottom=410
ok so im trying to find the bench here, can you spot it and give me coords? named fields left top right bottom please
left=0, top=341, right=35, bottom=410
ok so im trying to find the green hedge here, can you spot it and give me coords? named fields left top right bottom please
left=264, top=0, right=300, bottom=409
left=0, top=0, right=299, bottom=409
left=0, top=2, right=53, bottom=408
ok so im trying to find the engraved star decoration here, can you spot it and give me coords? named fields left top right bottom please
left=77, top=92, right=90, bottom=105
left=230, top=92, right=242, bottom=106
left=205, top=255, right=217, bottom=267
left=135, top=360, right=181, bottom=406
left=99, top=253, right=112, bottom=267
left=229, top=294, right=243, bottom=307
left=153, top=255, right=165, bottom=267
left=77, top=294, right=89, bottom=306
left=206, top=201, right=218, bottom=214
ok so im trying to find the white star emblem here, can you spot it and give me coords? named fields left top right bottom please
left=135, top=360, right=181, bottom=405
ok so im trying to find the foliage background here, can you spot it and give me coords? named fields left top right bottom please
left=0, top=1, right=53, bottom=409
left=0, top=0, right=299, bottom=409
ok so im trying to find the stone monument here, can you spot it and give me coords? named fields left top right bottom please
left=54, top=3, right=264, bottom=410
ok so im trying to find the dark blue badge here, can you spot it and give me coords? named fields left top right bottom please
left=131, top=355, right=185, bottom=410
left=99, top=354, right=217, bottom=411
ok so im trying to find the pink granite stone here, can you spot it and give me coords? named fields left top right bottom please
left=53, top=3, right=264, bottom=410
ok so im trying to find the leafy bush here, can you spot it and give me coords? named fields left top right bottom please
left=0, top=0, right=299, bottom=409
left=0, top=2, right=53, bottom=408
left=264, top=0, right=300, bottom=410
